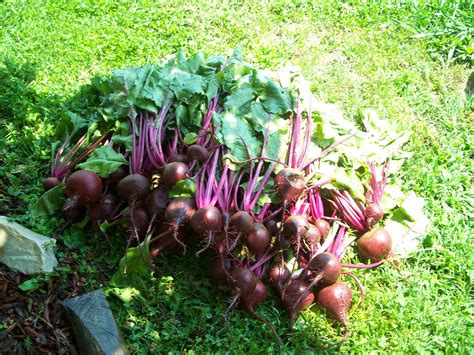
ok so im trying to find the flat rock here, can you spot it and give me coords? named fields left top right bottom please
left=0, top=216, right=58, bottom=274
left=61, top=289, right=128, bottom=355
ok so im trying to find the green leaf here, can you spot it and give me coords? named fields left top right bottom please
left=19, top=277, right=45, bottom=292
left=111, top=134, right=132, bottom=151
left=109, top=241, right=151, bottom=291
left=169, top=179, right=196, bottom=198
left=30, top=184, right=65, bottom=218
left=76, top=146, right=128, bottom=178
left=224, top=83, right=255, bottom=113
left=250, top=70, right=293, bottom=115
left=183, top=132, right=198, bottom=145
left=213, top=112, right=261, bottom=162
left=170, top=69, right=205, bottom=103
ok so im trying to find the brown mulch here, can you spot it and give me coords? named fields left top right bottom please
left=0, top=256, right=87, bottom=354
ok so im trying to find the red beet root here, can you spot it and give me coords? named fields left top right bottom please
left=191, top=206, right=223, bottom=235
left=282, top=280, right=315, bottom=327
left=245, top=223, right=270, bottom=256
left=230, top=211, right=254, bottom=234
left=274, top=168, right=306, bottom=201
left=117, top=174, right=150, bottom=204
left=161, top=162, right=189, bottom=187
left=63, top=170, right=103, bottom=211
left=364, top=203, right=384, bottom=227
left=268, top=262, right=291, bottom=293
left=314, top=218, right=330, bottom=241
left=308, top=252, right=341, bottom=285
left=187, top=144, right=209, bottom=163
left=317, top=282, right=352, bottom=346
left=43, top=177, right=60, bottom=191
left=229, top=267, right=257, bottom=298
left=357, top=228, right=392, bottom=262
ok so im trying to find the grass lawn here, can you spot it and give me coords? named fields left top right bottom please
left=1, top=0, right=472, bottom=353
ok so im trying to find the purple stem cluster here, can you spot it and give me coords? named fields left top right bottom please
left=51, top=132, right=110, bottom=179
left=366, top=162, right=389, bottom=205
left=195, top=148, right=228, bottom=208
left=330, top=190, right=368, bottom=233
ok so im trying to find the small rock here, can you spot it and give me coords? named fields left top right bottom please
left=61, top=289, right=128, bottom=355
left=0, top=216, right=58, bottom=274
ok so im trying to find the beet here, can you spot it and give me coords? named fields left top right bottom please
left=307, top=252, right=341, bottom=285
left=191, top=206, right=223, bottom=235
left=317, top=282, right=352, bottom=345
left=161, top=162, right=189, bottom=187
left=265, top=219, right=279, bottom=236
left=282, top=216, right=308, bottom=240
left=187, top=144, right=209, bottom=163
left=171, top=154, right=189, bottom=164
left=207, top=257, right=232, bottom=284
left=88, top=193, right=118, bottom=224
left=364, top=203, right=384, bottom=227
left=146, top=186, right=169, bottom=217
left=63, top=170, right=103, bottom=210
left=117, top=174, right=150, bottom=204
left=129, top=207, right=150, bottom=240
left=245, top=223, right=270, bottom=256
left=282, top=280, right=315, bottom=326
left=304, top=223, right=321, bottom=247
left=43, top=177, right=60, bottom=191
left=108, top=166, right=128, bottom=184
left=268, top=262, right=291, bottom=292
left=314, top=218, right=330, bottom=241
left=274, top=168, right=306, bottom=201
left=164, top=197, right=196, bottom=227
left=357, top=228, right=392, bottom=262
left=242, top=279, right=267, bottom=309
left=229, top=267, right=257, bottom=297
left=230, top=211, right=254, bottom=234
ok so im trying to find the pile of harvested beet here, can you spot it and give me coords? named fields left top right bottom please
left=34, top=49, right=427, bottom=347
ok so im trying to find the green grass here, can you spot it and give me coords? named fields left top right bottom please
left=1, top=0, right=473, bottom=353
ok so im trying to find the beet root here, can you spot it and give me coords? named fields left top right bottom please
left=317, top=282, right=352, bottom=346
left=43, top=177, right=61, bottom=191
left=314, top=219, right=330, bottom=241
left=129, top=207, right=150, bottom=241
left=317, top=282, right=352, bottom=325
left=282, top=280, right=315, bottom=327
left=268, top=262, right=291, bottom=293
left=191, top=206, right=223, bottom=235
left=304, top=223, right=321, bottom=248
left=357, top=228, right=392, bottom=262
left=307, top=252, right=341, bottom=285
left=274, top=168, right=306, bottom=201
left=161, top=162, right=189, bottom=188
left=207, top=257, right=232, bottom=284
left=164, top=197, right=196, bottom=227
left=282, top=215, right=308, bottom=240
left=365, top=203, right=384, bottom=227
left=63, top=170, right=103, bottom=211
left=117, top=174, right=150, bottom=204
left=146, top=186, right=169, bottom=218
left=245, top=223, right=270, bottom=256
left=88, top=193, right=119, bottom=225
left=229, top=267, right=257, bottom=298
left=241, top=280, right=282, bottom=345
left=230, top=211, right=254, bottom=234
left=187, top=144, right=209, bottom=163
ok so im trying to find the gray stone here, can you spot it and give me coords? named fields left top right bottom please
left=61, top=289, right=128, bottom=355
left=0, top=216, right=58, bottom=274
